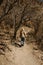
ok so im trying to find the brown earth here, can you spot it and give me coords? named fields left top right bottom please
left=0, top=0, right=43, bottom=65
left=0, top=43, right=41, bottom=65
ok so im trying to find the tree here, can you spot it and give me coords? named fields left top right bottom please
left=13, top=4, right=28, bottom=39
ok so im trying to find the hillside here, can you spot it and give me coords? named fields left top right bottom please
left=0, top=0, right=43, bottom=65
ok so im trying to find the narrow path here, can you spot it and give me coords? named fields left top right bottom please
left=14, top=44, right=40, bottom=65
left=0, top=43, right=40, bottom=65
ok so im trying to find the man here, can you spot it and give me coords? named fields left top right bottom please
left=20, top=28, right=26, bottom=46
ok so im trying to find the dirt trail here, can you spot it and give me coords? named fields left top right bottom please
left=14, top=44, right=40, bottom=65
left=0, top=43, right=40, bottom=65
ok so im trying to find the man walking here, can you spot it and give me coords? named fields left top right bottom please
left=20, top=28, right=26, bottom=46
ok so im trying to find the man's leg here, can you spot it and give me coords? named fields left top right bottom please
left=20, top=37, right=25, bottom=46
left=21, top=41, right=24, bottom=46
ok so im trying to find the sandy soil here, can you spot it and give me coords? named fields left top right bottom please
left=0, top=43, right=41, bottom=65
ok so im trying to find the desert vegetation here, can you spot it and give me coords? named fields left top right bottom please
left=0, top=0, right=43, bottom=65
left=0, top=0, right=43, bottom=50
